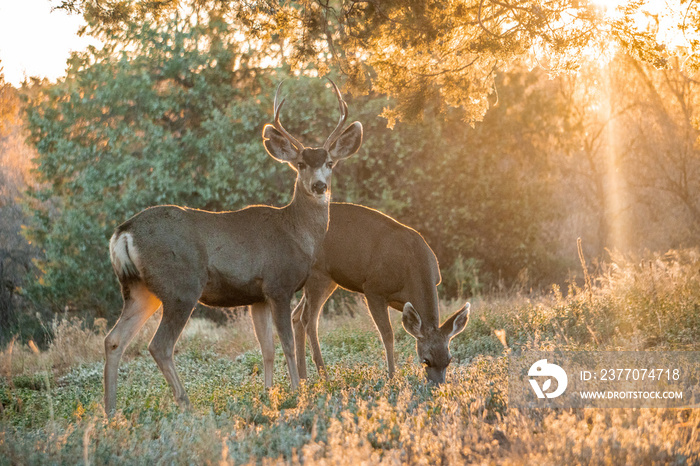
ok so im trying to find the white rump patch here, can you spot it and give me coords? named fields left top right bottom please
left=109, top=232, right=141, bottom=278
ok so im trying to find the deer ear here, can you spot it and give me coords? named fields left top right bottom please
left=329, top=122, right=363, bottom=161
left=441, top=302, right=470, bottom=340
left=402, top=302, right=423, bottom=338
left=263, top=124, right=299, bottom=163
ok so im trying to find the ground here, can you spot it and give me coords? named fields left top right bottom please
left=1, top=250, right=700, bottom=464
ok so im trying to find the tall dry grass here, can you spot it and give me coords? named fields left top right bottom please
left=0, top=310, right=259, bottom=381
left=2, top=249, right=700, bottom=464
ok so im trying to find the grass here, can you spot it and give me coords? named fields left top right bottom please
left=1, top=249, right=700, bottom=464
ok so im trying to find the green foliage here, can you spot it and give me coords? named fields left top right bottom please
left=0, top=73, right=38, bottom=345
left=389, top=68, right=567, bottom=289
left=11, top=374, right=52, bottom=391
left=442, top=255, right=483, bottom=298
left=22, top=13, right=291, bottom=316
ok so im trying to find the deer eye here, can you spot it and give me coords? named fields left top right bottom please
left=326, top=161, right=334, bottom=169
left=297, top=162, right=307, bottom=170
left=422, top=358, right=431, bottom=367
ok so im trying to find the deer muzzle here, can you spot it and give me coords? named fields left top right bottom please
left=426, top=366, right=447, bottom=385
left=311, top=181, right=327, bottom=195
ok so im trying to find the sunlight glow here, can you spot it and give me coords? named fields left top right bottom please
left=589, top=0, right=627, bottom=14
left=569, top=0, right=691, bottom=69
left=600, top=0, right=690, bottom=49
left=601, top=65, right=626, bottom=252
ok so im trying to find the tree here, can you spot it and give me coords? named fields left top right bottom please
left=0, top=68, right=38, bottom=343
left=399, top=66, right=567, bottom=289
left=554, top=59, right=634, bottom=258
left=52, top=0, right=674, bottom=123
left=23, top=12, right=295, bottom=316
left=24, top=5, right=573, bottom=315
left=613, top=55, right=700, bottom=250
left=551, top=53, right=700, bottom=258
left=28, top=1, right=698, bottom=317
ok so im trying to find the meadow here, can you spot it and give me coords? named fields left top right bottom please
left=1, top=249, right=699, bottom=465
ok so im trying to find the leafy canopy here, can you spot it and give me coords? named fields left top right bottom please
left=52, top=0, right=683, bottom=123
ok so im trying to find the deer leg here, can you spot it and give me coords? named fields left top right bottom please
left=291, top=294, right=308, bottom=379
left=364, top=293, right=395, bottom=378
left=296, top=276, right=337, bottom=379
left=269, top=297, right=300, bottom=390
left=104, top=282, right=162, bottom=416
left=251, top=302, right=275, bottom=388
left=148, top=298, right=196, bottom=410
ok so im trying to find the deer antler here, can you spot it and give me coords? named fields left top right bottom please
left=323, top=78, right=349, bottom=151
left=273, top=80, right=305, bottom=152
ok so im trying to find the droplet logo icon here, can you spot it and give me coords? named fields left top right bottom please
left=528, top=359, right=568, bottom=399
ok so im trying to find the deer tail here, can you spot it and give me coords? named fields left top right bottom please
left=109, top=231, right=141, bottom=281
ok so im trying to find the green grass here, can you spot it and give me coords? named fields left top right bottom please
left=1, top=249, right=700, bottom=464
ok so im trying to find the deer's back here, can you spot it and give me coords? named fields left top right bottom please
left=319, top=203, right=440, bottom=299
left=117, top=204, right=318, bottom=307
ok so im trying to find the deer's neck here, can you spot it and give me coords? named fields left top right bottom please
left=405, top=275, right=441, bottom=328
left=284, top=181, right=330, bottom=259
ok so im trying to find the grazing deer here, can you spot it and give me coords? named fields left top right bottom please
left=290, top=203, right=470, bottom=384
left=104, top=80, right=363, bottom=414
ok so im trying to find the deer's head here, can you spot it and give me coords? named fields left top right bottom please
left=262, top=79, right=363, bottom=202
left=402, top=302, right=470, bottom=385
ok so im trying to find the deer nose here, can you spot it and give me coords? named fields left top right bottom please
left=426, top=367, right=447, bottom=385
left=312, top=181, right=327, bottom=194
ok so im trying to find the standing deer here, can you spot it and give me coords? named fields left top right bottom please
left=290, top=203, right=470, bottom=384
left=104, top=80, right=363, bottom=414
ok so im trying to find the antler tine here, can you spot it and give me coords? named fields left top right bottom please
left=323, top=78, right=349, bottom=151
left=272, top=80, right=304, bottom=151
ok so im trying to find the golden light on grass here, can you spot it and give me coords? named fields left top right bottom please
left=494, top=329, right=508, bottom=349
left=28, top=339, right=40, bottom=355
